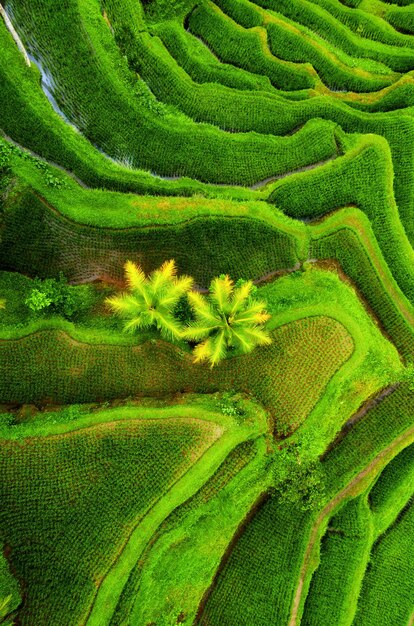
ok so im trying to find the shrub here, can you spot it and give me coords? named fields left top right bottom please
left=271, top=452, right=326, bottom=511
left=25, top=273, right=91, bottom=319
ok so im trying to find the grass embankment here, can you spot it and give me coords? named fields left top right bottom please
left=0, top=269, right=401, bottom=450
left=353, top=498, right=414, bottom=626
left=199, top=382, right=414, bottom=625
left=2, top=5, right=414, bottom=220
left=301, top=442, right=414, bottom=625
left=85, top=396, right=268, bottom=626
left=0, top=394, right=266, bottom=625
left=120, top=439, right=268, bottom=625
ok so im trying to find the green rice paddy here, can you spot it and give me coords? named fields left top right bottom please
left=0, top=0, right=413, bottom=623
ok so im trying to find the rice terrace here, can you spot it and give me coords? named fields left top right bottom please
left=1, top=0, right=414, bottom=623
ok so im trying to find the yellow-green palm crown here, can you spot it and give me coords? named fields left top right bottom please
left=185, top=275, right=271, bottom=367
left=105, top=260, right=193, bottom=340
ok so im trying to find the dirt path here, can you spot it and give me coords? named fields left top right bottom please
left=288, top=423, right=414, bottom=626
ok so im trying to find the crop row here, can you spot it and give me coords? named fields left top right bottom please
left=3, top=0, right=336, bottom=186
left=153, top=20, right=277, bottom=93
left=0, top=187, right=303, bottom=285
left=271, top=134, right=414, bottom=301
left=152, top=12, right=414, bottom=113
left=303, top=439, right=414, bottom=625
left=199, top=495, right=313, bottom=625
left=0, top=16, right=256, bottom=200
left=200, top=381, right=414, bottom=624
left=188, top=1, right=412, bottom=92
left=306, top=0, right=414, bottom=47
left=2, top=1, right=414, bottom=204
left=187, top=2, right=315, bottom=90
left=0, top=314, right=352, bottom=435
left=353, top=497, right=414, bottom=626
left=301, top=495, right=373, bottom=625
left=369, top=442, right=414, bottom=538
left=0, top=262, right=400, bottom=453
left=112, top=438, right=261, bottom=625
left=0, top=413, right=217, bottom=624
left=251, top=0, right=414, bottom=68
left=4, top=142, right=414, bottom=365
left=310, top=208, right=414, bottom=360
left=264, top=13, right=398, bottom=92
left=106, top=12, right=322, bottom=134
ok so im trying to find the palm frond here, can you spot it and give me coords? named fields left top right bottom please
left=150, top=259, right=176, bottom=294
left=160, top=259, right=177, bottom=279
left=241, top=299, right=270, bottom=315
left=154, top=310, right=183, bottom=340
left=187, top=291, right=219, bottom=324
left=230, top=327, right=252, bottom=353
left=0, top=595, right=11, bottom=616
left=230, top=281, right=253, bottom=314
left=158, top=275, right=194, bottom=309
left=233, top=298, right=270, bottom=325
left=209, top=330, right=227, bottom=367
left=105, top=293, right=144, bottom=317
left=184, top=321, right=219, bottom=342
left=233, top=325, right=272, bottom=352
left=193, top=338, right=213, bottom=364
left=124, top=260, right=146, bottom=292
left=210, top=275, right=233, bottom=312
left=192, top=331, right=226, bottom=367
left=123, top=315, right=149, bottom=333
left=233, top=310, right=271, bottom=326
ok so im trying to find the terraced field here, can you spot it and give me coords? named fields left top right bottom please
left=0, top=0, right=414, bottom=624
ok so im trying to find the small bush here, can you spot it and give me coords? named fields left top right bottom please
left=25, top=273, right=92, bottom=319
left=271, top=446, right=326, bottom=511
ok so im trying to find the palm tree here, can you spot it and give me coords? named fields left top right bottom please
left=105, top=260, right=193, bottom=340
left=185, top=275, right=271, bottom=367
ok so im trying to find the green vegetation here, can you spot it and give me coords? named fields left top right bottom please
left=105, top=259, right=193, bottom=340
left=0, top=397, right=235, bottom=625
left=0, top=551, right=21, bottom=623
left=302, top=495, right=373, bottom=626
left=354, top=498, right=414, bottom=626
left=1, top=0, right=414, bottom=623
left=25, top=273, right=93, bottom=319
left=185, top=275, right=271, bottom=367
